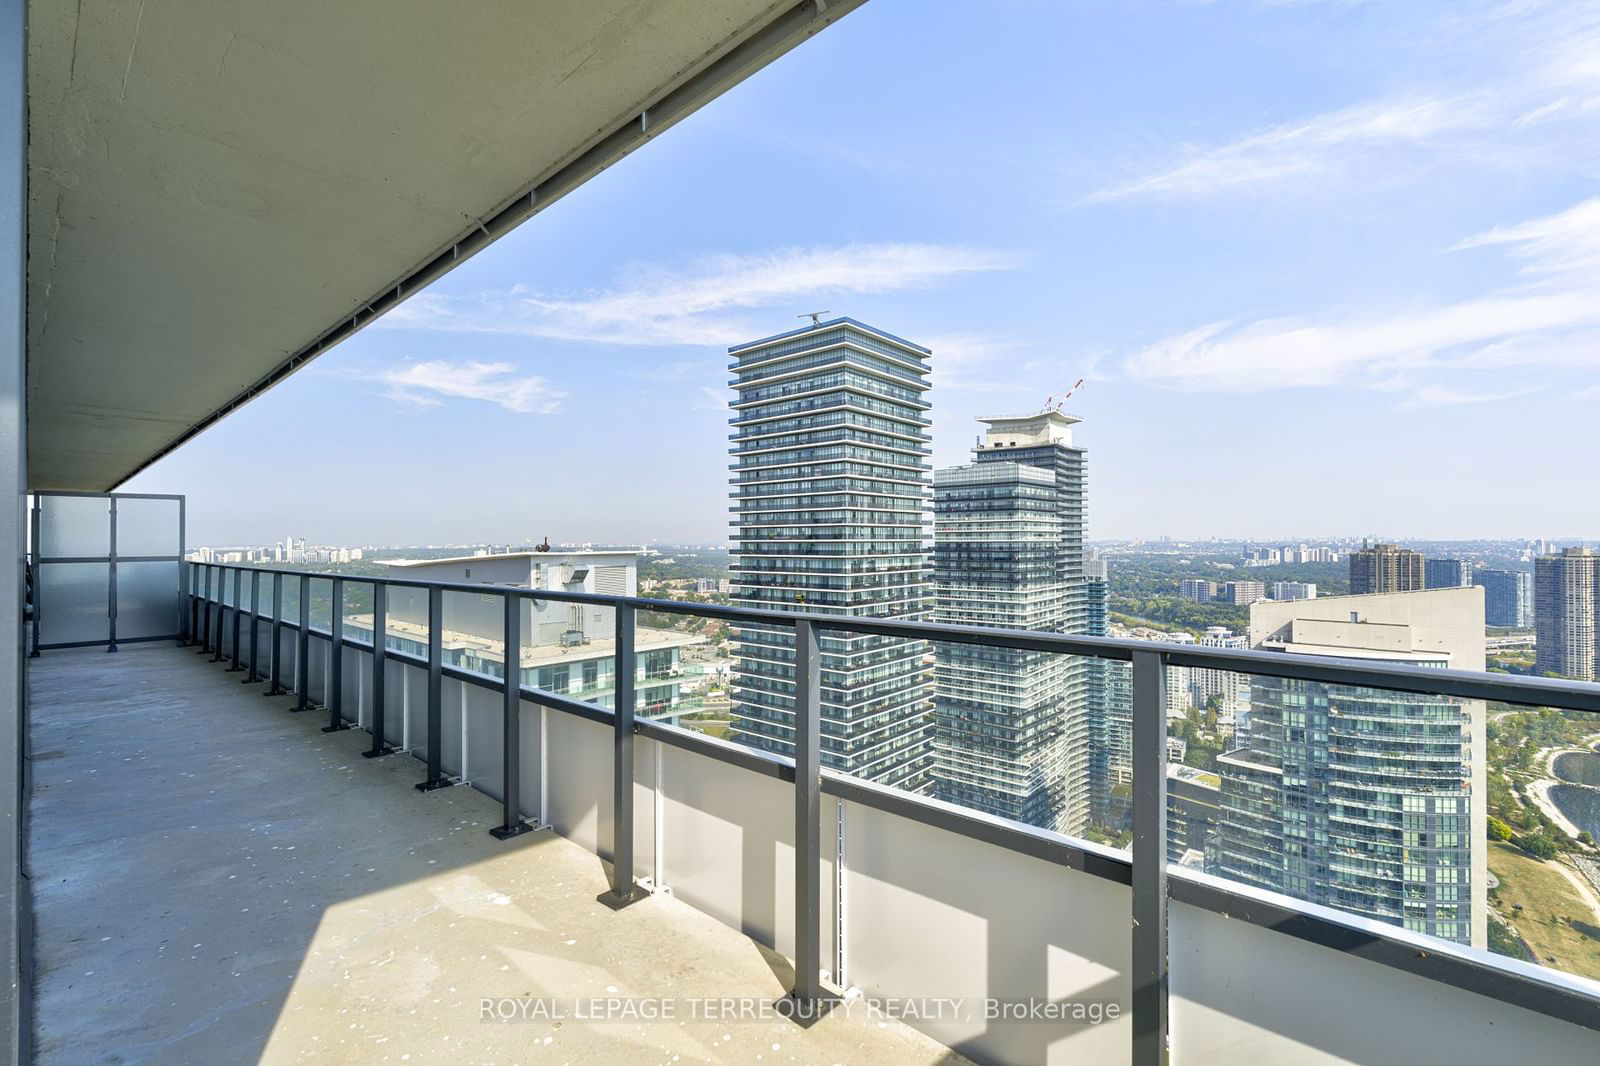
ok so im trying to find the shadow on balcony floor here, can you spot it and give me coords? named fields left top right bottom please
left=27, top=643, right=968, bottom=1065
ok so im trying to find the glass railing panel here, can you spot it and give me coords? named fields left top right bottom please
left=340, top=580, right=373, bottom=646
left=441, top=588, right=506, bottom=683
left=280, top=573, right=301, bottom=626
left=305, top=576, right=332, bottom=632
left=384, top=582, right=429, bottom=652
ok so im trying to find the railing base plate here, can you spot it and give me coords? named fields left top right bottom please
left=415, top=777, right=454, bottom=793
left=489, top=821, right=538, bottom=841
left=776, top=992, right=841, bottom=1030
left=596, top=885, right=650, bottom=911
left=361, top=745, right=399, bottom=759
left=320, top=721, right=353, bottom=733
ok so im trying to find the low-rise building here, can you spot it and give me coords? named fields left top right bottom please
left=355, top=549, right=705, bottom=719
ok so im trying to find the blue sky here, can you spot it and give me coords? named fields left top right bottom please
left=128, top=0, right=1600, bottom=546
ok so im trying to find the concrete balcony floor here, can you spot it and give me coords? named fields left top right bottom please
left=27, top=643, right=967, bottom=1066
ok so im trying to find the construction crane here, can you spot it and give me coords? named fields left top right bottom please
left=1040, top=379, right=1085, bottom=414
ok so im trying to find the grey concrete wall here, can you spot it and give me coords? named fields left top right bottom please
left=1, top=0, right=24, bottom=1058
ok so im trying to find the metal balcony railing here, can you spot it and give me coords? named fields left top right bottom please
left=181, top=561, right=1600, bottom=1064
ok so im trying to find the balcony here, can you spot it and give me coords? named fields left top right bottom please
left=8, top=4, right=1600, bottom=1063
left=19, top=556, right=1600, bottom=1064
left=27, top=641, right=959, bottom=1065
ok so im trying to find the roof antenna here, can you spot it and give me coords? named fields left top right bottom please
left=799, top=310, right=830, bottom=326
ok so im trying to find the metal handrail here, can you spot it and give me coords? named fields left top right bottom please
left=178, top=560, right=1600, bottom=710
left=181, top=560, right=1600, bottom=1055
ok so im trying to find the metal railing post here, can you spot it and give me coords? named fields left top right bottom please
left=198, top=564, right=212, bottom=654
left=293, top=574, right=311, bottom=712
left=178, top=560, right=192, bottom=647
left=322, top=576, right=350, bottom=732
left=608, top=602, right=639, bottom=902
left=210, top=566, right=227, bottom=662
left=363, top=582, right=396, bottom=758
left=792, top=618, right=823, bottom=1003
left=491, top=591, right=532, bottom=839
left=416, top=585, right=450, bottom=791
left=226, top=568, right=244, bottom=671
left=242, top=569, right=261, bottom=682
left=1131, top=649, right=1168, bottom=1066
left=265, top=572, right=285, bottom=695
left=28, top=497, right=41, bottom=657
left=106, top=495, right=118, bottom=653
left=189, top=562, right=198, bottom=650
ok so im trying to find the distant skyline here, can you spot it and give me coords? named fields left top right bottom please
left=125, top=1, right=1600, bottom=545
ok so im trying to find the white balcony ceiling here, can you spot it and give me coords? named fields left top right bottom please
left=24, top=0, right=858, bottom=490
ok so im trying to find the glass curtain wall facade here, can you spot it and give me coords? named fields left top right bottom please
left=1218, top=666, right=1477, bottom=945
left=1534, top=547, right=1599, bottom=680
left=932, top=462, right=1067, bottom=829
left=1474, top=568, right=1532, bottom=628
left=970, top=413, right=1094, bottom=834
left=1084, top=558, right=1113, bottom=825
left=728, top=318, right=935, bottom=792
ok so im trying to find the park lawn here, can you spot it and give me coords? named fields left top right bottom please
left=1488, top=840, right=1600, bottom=980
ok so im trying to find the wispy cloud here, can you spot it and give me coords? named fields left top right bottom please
left=382, top=243, right=1018, bottom=348
left=693, top=386, right=729, bottom=411
left=1451, top=195, right=1600, bottom=280
left=1085, top=96, right=1482, bottom=203
left=923, top=332, right=1030, bottom=393
left=622, top=359, right=721, bottom=383
left=362, top=360, right=566, bottom=414
left=1391, top=384, right=1545, bottom=410
left=1082, top=2, right=1600, bottom=204
left=1120, top=196, right=1600, bottom=399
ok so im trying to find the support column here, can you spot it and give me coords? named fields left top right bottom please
left=2, top=9, right=30, bottom=1051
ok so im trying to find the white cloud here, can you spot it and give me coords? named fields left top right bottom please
left=922, top=332, right=1029, bottom=393
left=1391, top=384, right=1545, bottom=410
left=1452, top=196, right=1600, bottom=280
left=1083, top=2, right=1600, bottom=204
left=1085, top=96, right=1482, bottom=203
left=363, top=360, right=566, bottom=414
left=1121, top=196, right=1600, bottom=396
left=693, top=386, right=729, bottom=411
left=382, top=243, right=1018, bottom=348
